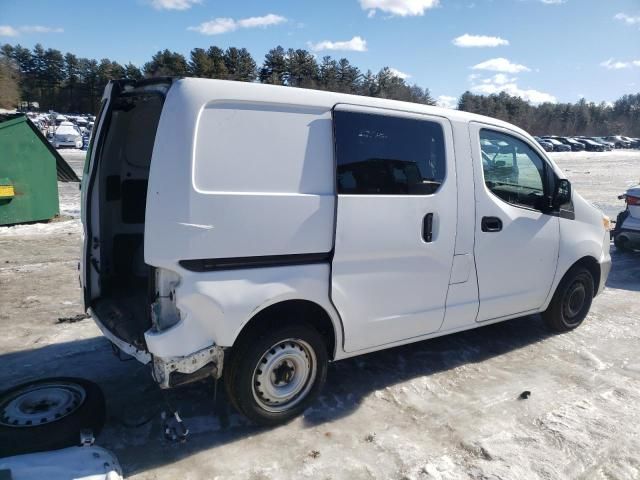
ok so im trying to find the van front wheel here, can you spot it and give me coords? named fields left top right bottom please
left=224, top=324, right=328, bottom=426
left=543, top=267, right=594, bottom=332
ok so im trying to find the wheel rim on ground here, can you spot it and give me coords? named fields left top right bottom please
left=562, top=280, right=587, bottom=325
left=252, top=338, right=317, bottom=413
left=0, top=381, right=86, bottom=427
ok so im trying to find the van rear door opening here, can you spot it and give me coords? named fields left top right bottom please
left=83, top=79, right=171, bottom=349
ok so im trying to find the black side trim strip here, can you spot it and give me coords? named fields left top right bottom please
left=179, top=252, right=332, bottom=272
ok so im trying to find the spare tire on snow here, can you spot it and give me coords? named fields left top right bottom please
left=0, top=377, right=106, bottom=458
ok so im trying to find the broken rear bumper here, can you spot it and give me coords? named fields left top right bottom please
left=90, top=309, right=224, bottom=388
left=152, top=344, right=224, bottom=389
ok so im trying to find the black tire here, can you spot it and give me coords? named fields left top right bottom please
left=614, top=235, right=631, bottom=252
left=543, top=267, right=594, bottom=333
left=0, top=377, right=105, bottom=458
left=224, top=323, right=328, bottom=426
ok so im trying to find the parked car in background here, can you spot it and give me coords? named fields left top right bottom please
left=590, top=137, right=614, bottom=151
left=575, top=138, right=605, bottom=152
left=54, top=114, right=68, bottom=126
left=534, top=136, right=554, bottom=152
left=612, top=185, right=640, bottom=251
left=606, top=136, right=632, bottom=149
left=542, top=137, right=571, bottom=152
left=53, top=121, right=83, bottom=149
left=621, top=136, right=640, bottom=149
left=557, top=137, right=585, bottom=151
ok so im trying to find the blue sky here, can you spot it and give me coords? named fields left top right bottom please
left=1, top=0, right=639, bottom=106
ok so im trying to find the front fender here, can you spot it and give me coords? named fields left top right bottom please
left=542, top=192, right=609, bottom=309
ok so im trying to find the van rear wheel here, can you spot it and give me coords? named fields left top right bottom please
left=224, top=323, right=327, bottom=426
left=543, top=267, right=594, bottom=332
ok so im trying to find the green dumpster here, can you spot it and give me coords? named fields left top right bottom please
left=0, top=114, right=79, bottom=226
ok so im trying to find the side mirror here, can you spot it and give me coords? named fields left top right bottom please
left=553, top=178, right=572, bottom=209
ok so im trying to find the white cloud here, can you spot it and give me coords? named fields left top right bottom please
left=437, top=95, right=457, bottom=109
left=188, top=14, right=286, bottom=35
left=308, top=36, right=367, bottom=52
left=150, top=0, right=201, bottom=10
left=237, top=14, right=287, bottom=29
left=452, top=33, right=509, bottom=48
left=540, top=0, right=565, bottom=4
left=471, top=81, right=556, bottom=104
left=469, top=72, right=555, bottom=104
left=600, top=58, right=640, bottom=70
left=0, top=25, right=63, bottom=36
left=0, top=26, right=19, bottom=37
left=614, top=13, right=640, bottom=26
left=359, top=0, right=439, bottom=17
left=19, top=26, right=64, bottom=34
left=472, top=57, right=530, bottom=73
left=483, top=73, right=515, bottom=85
left=389, top=68, right=410, bottom=79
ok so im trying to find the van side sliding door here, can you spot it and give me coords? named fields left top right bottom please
left=331, top=104, right=457, bottom=353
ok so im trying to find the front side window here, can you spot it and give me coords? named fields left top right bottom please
left=334, top=110, right=446, bottom=195
left=480, top=129, right=547, bottom=210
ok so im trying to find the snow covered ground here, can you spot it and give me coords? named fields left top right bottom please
left=1, top=150, right=640, bottom=479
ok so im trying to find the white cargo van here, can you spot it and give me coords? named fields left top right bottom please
left=81, top=78, right=611, bottom=425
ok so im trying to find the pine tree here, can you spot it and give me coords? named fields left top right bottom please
left=259, top=46, right=287, bottom=85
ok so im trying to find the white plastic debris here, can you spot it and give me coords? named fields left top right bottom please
left=0, top=446, right=123, bottom=480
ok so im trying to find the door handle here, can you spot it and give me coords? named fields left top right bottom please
left=423, top=213, right=433, bottom=242
left=481, top=216, right=503, bottom=232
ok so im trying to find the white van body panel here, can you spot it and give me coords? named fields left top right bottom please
left=82, top=78, right=611, bottom=386
left=546, top=192, right=611, bottom=304
left=146, top=82, right=334, bottom=267
left=470, top=122, right=560, bottom=321
left=144, top=263, right=343, bottom=358
left=330, top=104, right=458, bottom=352
left=440, top=120, right=480, bottom=331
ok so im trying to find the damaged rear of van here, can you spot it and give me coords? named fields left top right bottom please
left=82, top=77, right=610, bottom=425
left=81, top=78, right=340, bottom=423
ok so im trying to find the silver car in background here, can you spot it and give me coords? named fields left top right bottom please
left=53, top=121, right=83, bottom=149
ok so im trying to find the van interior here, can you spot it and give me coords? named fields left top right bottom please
left=89, top=82, right=168, bottom=349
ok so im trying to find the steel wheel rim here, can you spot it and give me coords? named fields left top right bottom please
left=563, top=280, right=587, bottom=323
left=252, top=338, right=317, bottom=413
left=0, top=382, right=86, bottom=427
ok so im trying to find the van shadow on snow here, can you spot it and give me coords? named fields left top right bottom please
left=0, top=313, right=554, bottom=476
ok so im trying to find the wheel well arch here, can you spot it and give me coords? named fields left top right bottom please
left=234, top=300, right=338, bottom=360
left=567, top=256, right=601, bottom=297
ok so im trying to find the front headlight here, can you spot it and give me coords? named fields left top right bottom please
left=602, top=215, right=612, bottom=231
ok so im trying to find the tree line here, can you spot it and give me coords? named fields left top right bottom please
left=0, top=43, right=434, bottom=113
left=0, top=42, right=638, bottom=136
left=458, top=91, right=640, bottom=137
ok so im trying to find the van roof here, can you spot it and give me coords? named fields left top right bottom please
left=169, top=77, right=530, bottom=138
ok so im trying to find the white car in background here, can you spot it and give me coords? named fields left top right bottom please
left=53, top=121, right=83, bottom=149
